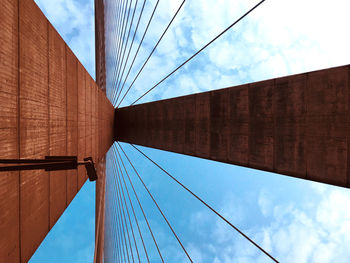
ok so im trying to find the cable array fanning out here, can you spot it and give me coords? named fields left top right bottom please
left=103, top=142, right=279, bottom=262
left=104, top=0, right=278, bottom=261
left=108, top=0, right=265, bottom=107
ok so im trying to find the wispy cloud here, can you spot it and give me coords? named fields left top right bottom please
left=34, top=0, right=96, bottom=78
left=114, top=0, right=350, bottom=106
left=187, top=187, right=350, bottom=262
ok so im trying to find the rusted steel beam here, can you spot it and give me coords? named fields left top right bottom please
left=115, top=64, right=350, bottom=188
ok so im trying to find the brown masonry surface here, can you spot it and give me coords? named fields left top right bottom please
left=116, top=64, right=350, bottom=189
left=0, top=0, right=114, bottom=262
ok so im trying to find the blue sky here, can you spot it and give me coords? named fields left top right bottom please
left=31, top=0, right=350, bottom=262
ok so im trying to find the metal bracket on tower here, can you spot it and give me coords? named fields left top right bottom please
left=0, top=156, right=98, bottom=181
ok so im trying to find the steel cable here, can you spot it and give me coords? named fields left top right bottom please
left=115, top=156, right=141, bottom=263
left=111, top=158, right=128, bottom=262
left=114, top=0, right=161, bottom=106
left=109, top=0, right=124, bottom=101
left=111, top=0, right=129, bottom=102
left=129, top=0, right=266, bottom=106
left=114, top=145, right=151, bottom=263
left=117, top=143, right=193, bottom=262
left=112, top=0, right=148, bottom=106
left=127, top=143, right=279, bottom=263
left=114, top=0, right=133, bottom=91
left=116, top=155, right=136, bottom=263
left=115, top=161, right=132, bottom=263
left=106, top=0, right=121, bottom=100
left=114, top=0, right=140, bottom=100
left=113, top=144, right=165, bottom=262
left=109, top=158, right=123, bottom=262
left=116, top=0, right=186, bottom=107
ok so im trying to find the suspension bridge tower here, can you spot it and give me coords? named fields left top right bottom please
left=0, top=0, right=349, bottom=262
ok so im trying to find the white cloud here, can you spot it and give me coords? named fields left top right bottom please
left=186, top=186, right=350, bottom=262
left=316, top=190, right=350, bottom=230
left=34, top=0, right=96, bottom=78
left=187, top=243, right=204, bottom=263
left=260, top=188, right=350, bottom=262
left=258, top=190, right=273, bottom=217
left=112, top=0, right=350, bottom=106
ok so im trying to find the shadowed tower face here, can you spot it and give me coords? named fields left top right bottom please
left=115, top=65, right=350, bottom=189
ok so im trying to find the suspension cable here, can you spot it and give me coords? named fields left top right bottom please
left=104, top=161, right=118, bottom=262
left=111, top=160, right=123, bottom=263
left=113, top=180, right=124, bottom=263
left=113, top=144, right=165, bottom=262
left=116, top=0, right=133, bottom=74
left=130, top=0, right=266, bottom=106
left=117, top=143, right=193, bottom=262
left=110, top=0, right=127, bottom=102
left=114, top=0, right=140, bottom=100
left=115, top=153, right=135, bottom=262
left=112, top=0, right=130, bottom=103
left=114, top=0, right=161, bottom=106
left=116, top=158, right=134, bottom=263
left=116, top=160, right=141, bottom=263
left=106, top=0, right=121, bottom=100
left=109, top=177, right=121, bottom=263
left=112, top=0, right=148, bottom=106
left=116, top=0, right=186, bottom=108
left=114, top=0, right=133, bottom=92
left=114, top=146, right=151, bottom=263
left=127, top=143, right=279, bottom=263
left=112, top=159, right=130, bottom=262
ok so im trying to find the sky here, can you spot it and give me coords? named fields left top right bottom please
left=30, top=0, right=350, bottom=262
